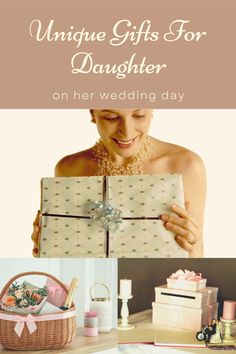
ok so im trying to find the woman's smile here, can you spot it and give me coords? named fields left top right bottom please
left=111, top=136, right=138, bottom=149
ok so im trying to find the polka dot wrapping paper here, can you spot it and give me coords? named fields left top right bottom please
left=39, top=175, right=188, bottom=258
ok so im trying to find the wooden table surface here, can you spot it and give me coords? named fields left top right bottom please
left=118, top=309, right=236, bottom=353
left=0, top=328, right=117, bottom=354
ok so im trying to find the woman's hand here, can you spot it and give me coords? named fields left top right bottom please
left=161, top=202, right=203, bottom=257
left=31, top=211, right=41, bottom=257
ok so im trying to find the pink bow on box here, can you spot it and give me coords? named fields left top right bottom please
left=169, top=269, right=202, bottom=281
left=13, top=314, right=37, bottom=338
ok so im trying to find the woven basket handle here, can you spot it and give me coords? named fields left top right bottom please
left=0, top=271, right=70, bottom=301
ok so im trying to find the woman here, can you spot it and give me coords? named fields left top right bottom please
left=32, top=109, right=206, bottom=257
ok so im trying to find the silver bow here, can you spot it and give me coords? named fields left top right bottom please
left=89, top=201, right=123, bottom=230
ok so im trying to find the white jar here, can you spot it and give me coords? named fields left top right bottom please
left=89, top=283, right=112, bottom=333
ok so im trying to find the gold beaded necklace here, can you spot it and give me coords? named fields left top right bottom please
left=92, top=136, right=153, bottom=176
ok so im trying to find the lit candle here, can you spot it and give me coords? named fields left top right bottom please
left=223, top=300, right=236, bottom=320
left=120, top=279, right=132, bottom=297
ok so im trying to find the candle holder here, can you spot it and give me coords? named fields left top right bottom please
left=118, top=295, right=135, bottom=330
left=220, top=317, right=236, bottom=344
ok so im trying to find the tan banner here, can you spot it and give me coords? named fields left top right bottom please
left=0, top=1, right=235, bottom=108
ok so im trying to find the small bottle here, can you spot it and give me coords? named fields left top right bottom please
left=84, top=311, right=98, bottom=337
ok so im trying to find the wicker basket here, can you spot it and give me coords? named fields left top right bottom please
left=0, top=271, right=77, bottom=350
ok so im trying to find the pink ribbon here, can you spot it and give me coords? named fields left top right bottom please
left=13, top=314, right=37, bottom=337
left=0, top=310, right=76, bottom=338
left=169, top=269, right=202, bottom=281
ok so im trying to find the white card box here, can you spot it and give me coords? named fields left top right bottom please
left=152, top=302, right=219, bottom=330
left=155, top=285, right=209, bottom=309
left=152, top=302, right=208, bottom=331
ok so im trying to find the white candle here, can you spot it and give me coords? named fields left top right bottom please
left=120, top=279, right=132, bottom=297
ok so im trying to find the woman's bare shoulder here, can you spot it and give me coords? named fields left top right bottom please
left=151, top=138, right=205, bottom=174
left=55, top=148, right=97, bottom=177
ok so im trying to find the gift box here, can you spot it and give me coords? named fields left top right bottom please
left=167, top=270, right=207, bottom=291
left=152, top=302, right=208, bottom=330
left=45, top=278, right=67, bottom=308
left=207, top=303, right=219, bottom=324
left=155, top=285, right=209, bottom=309
left=198, top=287, right=218, bottom=306
left=166, top=278, right=207, bottom=292
left=152, top=301, right=219, bottom=330
left=39, top=174, right=188, bottom=258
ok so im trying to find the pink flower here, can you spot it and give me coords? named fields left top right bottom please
left=84, top=311, right=98, bottom=318
left=32, top=293, right=42, bottom=303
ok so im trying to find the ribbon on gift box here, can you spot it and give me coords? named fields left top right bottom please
left=0, top=310, right=76, bottom=338
left=169, top=269, right=202, bottom=281
left=89, top=201, right=123, bottom=230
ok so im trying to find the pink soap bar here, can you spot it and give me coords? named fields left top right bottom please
left=84, top=327, right=98, bottom=337
left=223, top=300, right=236, bottom=320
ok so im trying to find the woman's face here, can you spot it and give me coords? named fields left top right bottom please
left=91, top=109, right=153, bottom=159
